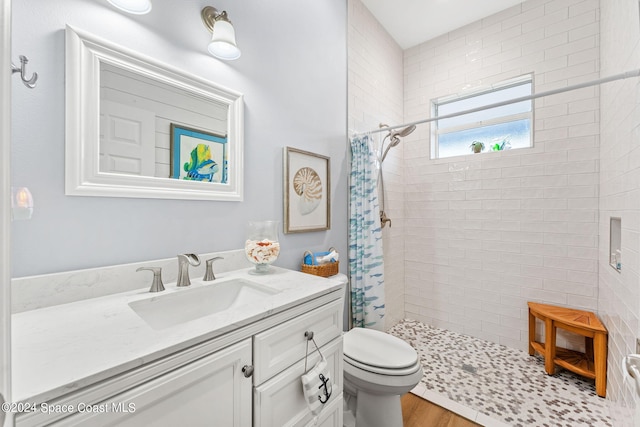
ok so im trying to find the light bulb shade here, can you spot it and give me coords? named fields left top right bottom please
left=107, top=0, right=152, bottom=15
left=208, top=20, right=241, bottom=60
left=11, top=187, right=33, bottom=221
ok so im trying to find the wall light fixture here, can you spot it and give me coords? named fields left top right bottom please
left=11, top=187, right=33, bottom=221
left=106, top=0, right=152, bottom=15
left=201, top=6, right=241, bottom=60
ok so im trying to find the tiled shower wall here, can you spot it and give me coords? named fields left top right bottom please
left=402, top=0, right=601, bottom=351
left=599, top=0, right=640, bottom=424
left=348, top=0, right=640, bottom=417
left=348, top=0, right=405, bottom=328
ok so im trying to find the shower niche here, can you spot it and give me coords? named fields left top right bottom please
left=610, top=217, right=621, bottom=272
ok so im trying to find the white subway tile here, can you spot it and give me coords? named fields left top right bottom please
left=483, top=178, right=523, bottom=189
left=520, top=288, right=569, bottom=305
left=502, top=188, right=545, bottom=199
left=502, top=4, right=545, bottom=30
left=522, top=198, right=568, bottom=210
left=521, top=221, right=568, bottom=233
left=544, top=232, right=597, bottom=247
left=569, top=122, right=600, bottom=138
left=501, top=252, right=544, bottom=266
left=507, top=209, right=544, bottom=221
left=521, top=243, right=568, bottom=257
left=501, top=165, right=546, bottom=178
left=545, top=9, right=597, bottom=37
left=482, top=199, right=521, bottom=210
left=567, top=269, right=598, bottom=286
left=545, top=34, right=596, bottom=61
left=481, top=321, right=521, bottom=340
left=521, top=264, right=568, bottom=280
left=543, top=209, right=596, bottom=222
left=565, top=294, right=597, bottom=310
left=567, top=245, right=598, bottom=259
left=521, top=175, right=569, bottom=187
left=567, top=221, right=598, bottom=234
left=535, top=127, right=569, bottom=142
left=543, top=256, right=597, bottom=271
left=503, top=273, right=544, bottom=289
left=465, top=189, right=502, bottom=200
left=501, top=231, right=545, bottom=243
left=546, top=160, right=598, bottom=175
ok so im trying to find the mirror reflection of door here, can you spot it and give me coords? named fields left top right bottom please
left=100, top=100, right=155, bottom=176
left=99, top=62, right=228, bottom=181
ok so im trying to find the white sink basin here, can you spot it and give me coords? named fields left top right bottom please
left=129, top=278, right=281, bottom=330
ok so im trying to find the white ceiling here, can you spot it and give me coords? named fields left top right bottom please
left=360, top=0, right=527, bottom=49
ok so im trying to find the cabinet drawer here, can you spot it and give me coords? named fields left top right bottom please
left=254, top=337, right=343, bottom=427
left=253, top=298, right=343, bottom=384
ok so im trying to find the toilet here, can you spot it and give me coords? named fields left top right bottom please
left=330, top=273, right=423, bottom=427
left=342, top=327, right=423, bottom=427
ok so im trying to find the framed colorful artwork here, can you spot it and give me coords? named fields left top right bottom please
left=283, top=147, right=330, bottom=233
left=170, top=124, right=228, bottom=183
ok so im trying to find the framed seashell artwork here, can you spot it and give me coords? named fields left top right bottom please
left=283, top=147, right=330, bottom=233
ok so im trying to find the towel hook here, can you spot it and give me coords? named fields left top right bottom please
left=11, top=55, right=38, bottom=89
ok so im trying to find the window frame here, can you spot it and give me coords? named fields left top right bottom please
left=431, top=74, right=534, bottom=159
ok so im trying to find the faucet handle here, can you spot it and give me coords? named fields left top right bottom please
left=380, top=210, right=392, bottom=228
left=203, top=256, right=224, bottom=281
left=136, top=267, right=165, bottom=293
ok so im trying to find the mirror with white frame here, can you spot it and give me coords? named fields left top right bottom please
left=65, top=25, right=244, bottom=201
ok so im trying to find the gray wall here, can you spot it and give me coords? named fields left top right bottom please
left=11, top=0, right=348, bottom=277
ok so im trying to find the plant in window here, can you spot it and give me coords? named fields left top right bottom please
left=470, top=141, right=485, bottom=153
left=491, top=136, right=512, bottom=151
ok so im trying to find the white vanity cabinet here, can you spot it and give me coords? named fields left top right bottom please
left=55, top=339, right=253, bottom=427
left=15, top=287, right=344, bottom=427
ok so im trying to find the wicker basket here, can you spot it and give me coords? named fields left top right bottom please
left=301, top=261, right=339, bottom=277
left=301, top=249, right=339, bottom=277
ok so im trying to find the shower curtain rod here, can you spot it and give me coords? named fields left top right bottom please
left=353, top=68, right=640, bottom=137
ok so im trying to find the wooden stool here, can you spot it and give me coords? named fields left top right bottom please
left=528, top=302, right=608, bottom=397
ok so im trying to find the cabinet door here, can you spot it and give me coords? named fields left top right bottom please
left=56, top=339, right=252, bottom=427
left=307, top=394, right=343, bottom=427
left=254, top=337, right=343, bottom=427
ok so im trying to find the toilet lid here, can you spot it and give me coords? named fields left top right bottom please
left=343, top=328, right=418, bottom=369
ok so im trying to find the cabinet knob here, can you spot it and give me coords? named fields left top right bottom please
left=242, top=364, right=254, bottom=378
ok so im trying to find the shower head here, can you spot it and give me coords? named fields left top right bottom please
left=395, top=124, right=416, bottom=138
left=380, top=124, right=416, bottom=162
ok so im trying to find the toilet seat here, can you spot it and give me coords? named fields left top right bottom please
left=344, top=354, right=422, bottom=376
left=343, top=328, right=421, bottom=376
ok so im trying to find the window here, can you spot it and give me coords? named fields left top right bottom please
left=431, top=75, right=533, bottom=159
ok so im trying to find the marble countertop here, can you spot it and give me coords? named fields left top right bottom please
left=12, top=267, right=344, bottom=403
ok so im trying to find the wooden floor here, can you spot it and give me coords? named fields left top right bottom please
left=401, top=393, right=481, bottom=427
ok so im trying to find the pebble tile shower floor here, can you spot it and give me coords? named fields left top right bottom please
left=388, top=319, right=613, bottom=427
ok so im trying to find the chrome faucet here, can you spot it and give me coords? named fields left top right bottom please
left=177, top=253, right=201, bottom=287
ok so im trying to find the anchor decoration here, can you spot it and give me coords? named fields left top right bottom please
left=317, top=372, right=332, bottom=404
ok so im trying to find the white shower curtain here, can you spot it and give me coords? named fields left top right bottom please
left=349, top=134, right=385, bottom=330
